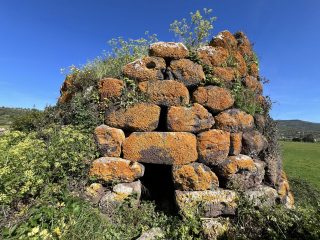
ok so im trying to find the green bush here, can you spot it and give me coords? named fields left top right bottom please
left=170, top=8, right=217, bottom=49
left=11, top=109, right=45, bottom=132
left=0, top=126, right=97, bottom=207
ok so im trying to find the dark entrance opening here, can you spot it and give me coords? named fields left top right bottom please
left=140, top=163, right=177, bottom=214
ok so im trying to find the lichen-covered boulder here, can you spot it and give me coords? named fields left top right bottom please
left=175, top=189, right=237, bottom=217
left=278, top=171, right=295, bottom=209
left=172, top=163, right=219, bottom=191
left=197, top=46, right=229, bottom=67
left=210, top=30, right=238, bottom=51
left=169, top=59, right=205, bottom=87
left=197, top=129, right=230, bottom=165
left=215, top=109, right=254, bottom=132
left=99, top=78, right=124, bottom=100
left=212, top=67, right=235, bottom=82
left=243, top=76, right=262, bottom=94
left=193, top=86, right=234, bottom=112
left=233, top=51, right=247, bottom=76
left=167, top=103, right=214, bottom=133
left=99, top=181, right=142, bottom=212
left=234, top=31, right=253, bottom=57
left=201, top=217, right=230, bottom=240
left=137, top=228, right=165, bottom=240
left=244, top=185, right=278, bottom=207
left=216, top=154, right=255, bottom=177
left=149, top=42, right=189, bottom=59
left=248, top=62, right=259, bottom=77
left=254, top=114, right=266, bottom=131
left=94, top=125, right=125, bottom=157
left=123, top=132, right=198, bottom=165
left=138, top=80, right=189, bottom=106
left=85, top=183, right=106, bottom=204
left=223, top=160, right=265, bottom=190
left=242, top=130, right=268, bottom=156
left=105, top=103, right=160, bottom=131
left=122, top=56, right=166, bottom=82
left=89, top=157, right=145, bottom=183
left=229, top=132, right=242, bottom=156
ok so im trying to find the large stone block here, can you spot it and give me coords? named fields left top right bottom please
left=123, top=132, right=198, bottom=165
left=234, top=31, right=253, bottom=57
left=172, top=163, right=219, bottom=191
left=243, top=76, right=263, bottom=94
left=193, top=86, right=234, bottom=113
left=210, top=30, right=238, bottom=51
left=94, top=125, right=125, bottom=157
left=122, top=56, right=166, bottom=82
left=169, top=59, right=205, bottom=87
left=175, top=189, right=237, bottom=217
left=215, top=109, right=254, bottom=132
left=197, top=129, right=230, bottom=165
left=167, top=103, right=214, bottom=133
left=149, top=42, right=189, bottom=59
left=197, top=46, right=229, bottom=67
left=244, top=185, right=278, bottom=207
left=223, top=160, right=265, bottom=190
left=242, top=130, right=268, bottom=156
left=138, top=80, right=189, bottom=106
left=105, top=103, right=160, bottom=131
left=212, top=67, right=235, bottom=82
left=98, top=78, right=124, bottom=100
left=89, top=157, right=145, bottom=183
left=216, top=154, right=255, bottom=177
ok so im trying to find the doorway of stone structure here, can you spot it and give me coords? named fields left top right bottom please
left=140, top=163, right=177, bottom=214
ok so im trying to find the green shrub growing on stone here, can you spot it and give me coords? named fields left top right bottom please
left=170, top=8, right=217, bottom=50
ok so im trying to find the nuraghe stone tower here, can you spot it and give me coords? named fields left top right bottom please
left=59, top=31, right=294, bottom=218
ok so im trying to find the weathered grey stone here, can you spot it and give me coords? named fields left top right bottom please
left=244, top=185, right=278, bottom=207
left=201, top=217, right=230, bottom=240
left=137, top=227, right=165, bottom=240
left=85, top=183, right=106, bottom=204
left=175, top=189, right=237, bottom=217
left=242, top=130, right=268, bottom=156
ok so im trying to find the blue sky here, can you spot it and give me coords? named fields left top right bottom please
left=0, top=0, right=319, bottom=122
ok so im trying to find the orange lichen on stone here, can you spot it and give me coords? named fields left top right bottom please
left=229, top=132, right=242, bottom=156
left=233, top=51, right=247, bottom=76
left=123, top=132, right=198, bottom=165
left=219, top=154, right=255, bottom=177
left=234, top=32, right=253, bottom=57
left=99, top=78, right=124, bottom=100
left=172, top=163, right=219, bottom=191
left=212, top=67, right=235, bottom=82
left=167, top=103, right=214, bottom=133
left=122, top=56, right=166, bottom=82
left=169, top=59, right=205, bottom=87
left=197, top=129, right=230, bottom=165
left=58, top=74, right=77, bottom=104
left=215, top=109, right=254, bottom=132
left=89, top=157, right=145, bottom=183
left=138, top=80, right=189, bottom=106
left=243, top=76, right=262, bottom=94
left=105, top=103, right=160, bottom=131
left=197, top=46, right=229, bottom=67
left=193, top=86, right=234, bottom=113
left=94, top=125, right=125, bottom=157
left=149, top=42, right=189, bottom=59
left=210, top=30, right=238, bottom=51
left=248, top=62, right=259, bottom=77
left=242, top=130, right=268, bottom=155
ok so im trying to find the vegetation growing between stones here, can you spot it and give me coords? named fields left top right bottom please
left=170, top=8, right=217, bottom=49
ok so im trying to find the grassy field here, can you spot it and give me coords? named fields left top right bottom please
left=281, top=141, right=320, bottom=189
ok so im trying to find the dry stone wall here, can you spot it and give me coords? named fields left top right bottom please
left=61, top=30, right=294, bottom=216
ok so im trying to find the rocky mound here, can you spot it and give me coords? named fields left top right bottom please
left=59, top=31, right=294, bottom=219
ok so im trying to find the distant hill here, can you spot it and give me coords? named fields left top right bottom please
left=276, top=120, right=320, bottom=140
left=0, top=107, right=28, bottom=128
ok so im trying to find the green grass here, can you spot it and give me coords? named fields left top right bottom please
left=281, top=141, right=320, bottom=189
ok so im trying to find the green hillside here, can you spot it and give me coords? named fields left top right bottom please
left=0, top=107, right=28, bottom=128
left=276, top=120, right=320, bottom=140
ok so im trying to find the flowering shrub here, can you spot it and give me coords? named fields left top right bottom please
left=0, top=126, right=97, bottom=206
